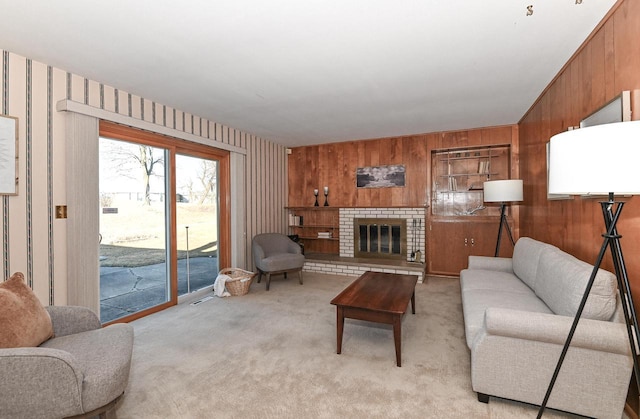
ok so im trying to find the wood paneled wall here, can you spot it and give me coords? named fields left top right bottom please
left=288, top=125, right=517, bottom=208
left=519, top=0, right=640, bottom=292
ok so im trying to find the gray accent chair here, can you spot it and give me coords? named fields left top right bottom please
left=252, top=233, right=305, bottom=291
left=0, top=306, right=134, bottom=419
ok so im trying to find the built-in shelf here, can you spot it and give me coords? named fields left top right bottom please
left=431, top=144, right=510, bottom=217
left=287, top=207, right=339, bottom=254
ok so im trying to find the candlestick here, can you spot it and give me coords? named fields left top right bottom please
left=323, top=186, right=329, bottom=206
left=313, top=189, right=319, bottom=206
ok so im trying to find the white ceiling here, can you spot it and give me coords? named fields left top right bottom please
left=0, top=1, right=617, bottom=147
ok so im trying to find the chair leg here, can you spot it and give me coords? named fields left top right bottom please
left=257, top=271, right=262, bottom=283
left=266, top=273, right=271, bottom=291
left=299, top=270, right=303, bottom=285
left=65, top=393, right=122, bottom=419
left=284, top=272, right=288, bottom=279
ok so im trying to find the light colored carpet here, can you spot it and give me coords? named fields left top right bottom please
left=117, top=273, right=585, bottom=418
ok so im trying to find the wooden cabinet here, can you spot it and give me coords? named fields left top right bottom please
left=287, top=207, right=339, bottom=255
left=428, top=144, right=514, bottom=276
left=428, top=219, right=499, bottom=276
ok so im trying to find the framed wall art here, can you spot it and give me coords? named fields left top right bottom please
left=579, top=91, right=631, bottom=199
left=356, top=164, right=405, bottom=188
left=0, top=115, right=18, bottom=195
left=580, top=91, right=631, bottom=128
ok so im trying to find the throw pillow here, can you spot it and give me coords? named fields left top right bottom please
left=0, top=272, right=54, bottom=348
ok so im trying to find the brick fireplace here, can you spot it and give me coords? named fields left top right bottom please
left=340, top=208, right=425, bottom=262
left=302, top=207, right=426, bottom=282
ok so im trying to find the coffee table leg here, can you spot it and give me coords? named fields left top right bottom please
left=393, top=315, right=402, bottom=367
left=336, top=306, right=344, bottom=354
left=411, top=290, right=416, bottom=314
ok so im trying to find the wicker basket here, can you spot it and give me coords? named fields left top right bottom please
left=219, top=268, right=256, bottom=296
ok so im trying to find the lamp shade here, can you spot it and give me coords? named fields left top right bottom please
left=548, top=121, right=640, bottom=195
left=483, top=179, right=523, bottom=202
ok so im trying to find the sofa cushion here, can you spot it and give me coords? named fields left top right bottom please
left=258, top=253, right=305, bottom=272
left=0, top=272, right=54, bottom=348
left=461, top=288, right=552, bottom=349
left=535, top=247, right=617, bottom=320
left=512, top=237, right=556, bottom=291
left=460, top=269, right=534, bottom=294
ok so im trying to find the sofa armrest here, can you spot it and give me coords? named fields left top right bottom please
left=0, top=347, right=84, bottom=417
left=46, top=306, right=101, bottom=337
left=467, top=256, right=513, bottom=273
left=481, top=307, right=631, bottom=355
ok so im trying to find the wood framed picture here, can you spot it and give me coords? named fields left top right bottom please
left=0, top=115, right=18, bottom=195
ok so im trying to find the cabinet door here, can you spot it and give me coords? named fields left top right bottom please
left=466, top=219, right=516, bottom=258
left=428, top=221, right=467, bottom=276
left=465, top=221, right=500, bottom=259
left=428, top=219, right=503, bottom=276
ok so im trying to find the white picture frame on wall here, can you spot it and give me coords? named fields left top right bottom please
left=580, top=91, right=631, bottom=128
left=547, top=91, right=632, bottom=201
left=579, top=91, right=631, bottom=199
left=0, top=114, right=18, bottom=195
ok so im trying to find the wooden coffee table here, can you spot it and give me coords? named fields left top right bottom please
left=330, top=271, right=418, bottom=367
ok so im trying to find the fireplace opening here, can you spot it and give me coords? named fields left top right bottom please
left=354, top=218, right=406, bottom=260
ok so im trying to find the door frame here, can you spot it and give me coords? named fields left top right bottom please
left=100, top=121, right=230, bottom=324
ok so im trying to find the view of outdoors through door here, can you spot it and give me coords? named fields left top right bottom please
left=98, top=136, right=221, bottom=324
left=175, top=154, right=219, bottom=297
left=99, top=138, right=170, bottom=323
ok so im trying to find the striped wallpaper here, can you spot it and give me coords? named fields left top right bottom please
left=0, top=50, right=288, bottom=306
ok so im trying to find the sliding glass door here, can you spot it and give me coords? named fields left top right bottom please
left=99, top=138, right=170, bottom=323
left=97, top=122, right=230, bottom=324
left=175, top=154, right=220, bottom=297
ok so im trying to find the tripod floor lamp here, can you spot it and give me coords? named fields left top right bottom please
left=483, top=179, right=523, bottom=257
left=540, top=120, right=640, bottom=417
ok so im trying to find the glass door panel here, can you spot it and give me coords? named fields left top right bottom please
left=175, top=154, right=219, bottom=296
left=99, top=138, right=170, bottom=323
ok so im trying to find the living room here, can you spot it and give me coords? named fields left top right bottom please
left=1, top=0, right=640, bottom=417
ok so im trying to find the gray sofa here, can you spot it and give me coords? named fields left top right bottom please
left=460, top=237, right=633, bottom=419
left=0, top=306, right=134, bottom=419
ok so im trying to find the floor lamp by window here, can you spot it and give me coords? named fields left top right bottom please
left=483, top=179, right=523, bottom=257
left=540, top=120, right=640, bottom=417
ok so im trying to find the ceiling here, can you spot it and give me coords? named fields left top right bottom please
left=0, top=1, right=617, bottom=147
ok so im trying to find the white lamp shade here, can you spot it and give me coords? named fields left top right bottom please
left=483, top=179, right=523, bottom=202
left=549, top=121, right=640, bottom=195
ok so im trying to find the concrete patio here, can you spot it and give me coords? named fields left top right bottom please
left=100, top=256, right=218, bottom=323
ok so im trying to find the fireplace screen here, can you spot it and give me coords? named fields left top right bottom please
left=354, top=218, right=406, bottom=259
